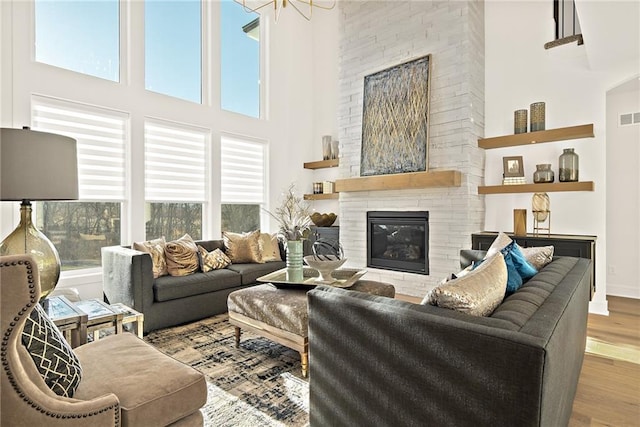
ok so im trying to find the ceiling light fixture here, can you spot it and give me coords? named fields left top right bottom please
left=236, top=0, right=336, bottom=22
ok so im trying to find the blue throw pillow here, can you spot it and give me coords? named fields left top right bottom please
left=500, top=241, right=538, bottom=294
left=500, top=248, right=523, bottom=294
left=510, top=243, right=538, bottom=280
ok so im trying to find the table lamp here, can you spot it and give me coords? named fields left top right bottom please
left=0, top=127, right=78, bottom=299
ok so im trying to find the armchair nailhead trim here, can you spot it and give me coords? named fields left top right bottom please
left=1, top=259, right=122, bottom=426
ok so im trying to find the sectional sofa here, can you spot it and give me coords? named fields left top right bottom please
left=308, top=254, right=591, bottom=426
left=102, top=239, right=285, bottom=333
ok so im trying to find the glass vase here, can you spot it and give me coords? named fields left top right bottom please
left=533, top=164, right=554, bottom=183
left=559, top=148, right=579, bottom=182
left=530, top=102, right=545, bottom=132
left=322, top=135, right=332, bottom=160
left=514, top=109, right=527, bottom=134
left=286, top=240, right=304, bottom=282
left=0, top=202, right=60, bottom=299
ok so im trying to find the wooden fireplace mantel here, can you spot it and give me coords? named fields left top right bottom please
left=334, top=170, right=462, bottom=193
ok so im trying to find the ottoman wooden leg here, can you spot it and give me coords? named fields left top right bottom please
left=234, top=326, right=241, bottom=348
left=300, top=351, right=308, bottom=378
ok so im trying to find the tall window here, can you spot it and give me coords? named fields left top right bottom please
left=145, top=0, right=202, bottom=103
left=31, top=96, right=127, bottom=270
left=144, top=121, right=208, bottom=240
left=34, top=0, right=119, bottom=82
left=221, top=0, right=260, bottom=118
left=220, top=136, right=266, bottom=233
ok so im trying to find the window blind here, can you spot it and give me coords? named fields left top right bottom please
left=31, top=96, right=127, bottom=201
left=144, top=121, right=207, bottom=202
left=221, top=136, right=266, bottom=204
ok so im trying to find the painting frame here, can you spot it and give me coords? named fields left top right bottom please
left=360, top=54, right=432, bottom=177
left=503, top=156, right=525, bottom=178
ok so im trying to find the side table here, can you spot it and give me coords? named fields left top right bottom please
left=110, top=303, right=144, bottom=338
left=41, top=296, right=88, bottom=348
left=75, top=299, right=124, bottom=341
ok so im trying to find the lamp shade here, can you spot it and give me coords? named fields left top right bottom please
left=0, top=128, right=78, bottom=201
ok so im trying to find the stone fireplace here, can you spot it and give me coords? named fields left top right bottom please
left=336, top=1, right=486, bottom=297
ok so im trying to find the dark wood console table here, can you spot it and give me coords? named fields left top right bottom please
left=472, top=232, right=596, bottom=299
left=304, top=226, right=340, bottom=256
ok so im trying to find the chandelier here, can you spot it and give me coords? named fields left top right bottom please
left=236, top=0, right=336, bottom=21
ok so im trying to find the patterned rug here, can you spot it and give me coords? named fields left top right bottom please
left=144, top=314, right=309, bottom=427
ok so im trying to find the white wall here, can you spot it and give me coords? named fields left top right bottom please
left=306, top=9, right=341, bottom=220
left=606, top=81, right=640, bottom=298
left=485, top=1, right=639, bottom=313
left=0, top=1, right=336, bottom=298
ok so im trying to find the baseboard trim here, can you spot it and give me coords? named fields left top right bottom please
left=606, top=283, right=640, bottom=300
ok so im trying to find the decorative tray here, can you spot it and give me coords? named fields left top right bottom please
left=257, top=267, right=367, bottom=288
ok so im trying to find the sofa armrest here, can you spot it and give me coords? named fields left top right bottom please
left=101, top=246, right=154, bottom=315
left=459, top=249, right=486, bottom=269
left=308, top=287, right=548, bottom=427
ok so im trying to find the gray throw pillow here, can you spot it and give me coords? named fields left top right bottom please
left=22, top=304, right=83, bottom=397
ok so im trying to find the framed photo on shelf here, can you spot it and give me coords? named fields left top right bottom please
left=502, top=156, right=524, bottom=178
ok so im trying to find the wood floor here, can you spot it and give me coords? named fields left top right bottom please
left=396, top=294, right=640, bottom=426
left=570, top=296, right=640, bottom=426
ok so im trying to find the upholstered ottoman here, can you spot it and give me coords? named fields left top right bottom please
left=227, top=280, right=395, bottom=377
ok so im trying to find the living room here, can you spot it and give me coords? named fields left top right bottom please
left=1, top=0, right=639, bottom=425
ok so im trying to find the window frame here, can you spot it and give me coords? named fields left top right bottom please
left=220, top=133, right=269, bottom=231
left=4, top=0, right=282, bottom=288
left=144, top=118, right=211, bottom=239
left=144, top=0, right=204, bottom=104
left=32, top=0, right=122, bottom=83
left=219, top=0, right=263, bottom=119
left=30, top=95, right=130, bottom=275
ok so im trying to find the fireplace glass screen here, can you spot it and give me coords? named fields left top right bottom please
left=367, top=211, right=429, bottom=275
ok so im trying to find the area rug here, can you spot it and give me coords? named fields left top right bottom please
left=144, top=314, right=309, bottom=427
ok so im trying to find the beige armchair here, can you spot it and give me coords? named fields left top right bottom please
left=1, top=254, right=207, bottom=426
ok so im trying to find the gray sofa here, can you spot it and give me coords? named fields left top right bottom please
left=102, top=239, right=285, bottom=333
left=307, top=255, right=591, bottom=426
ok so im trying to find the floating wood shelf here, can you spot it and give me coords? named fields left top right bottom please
left=303, top=193, right=339, bottom=200
left=335, top=170, right=462, bottom=192
left=478, top=181, right=594, bottom=194
left=303, top=159, right=339, bottom=169
left=478, top=124, right=594, bottom=149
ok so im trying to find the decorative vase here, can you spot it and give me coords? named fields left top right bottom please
left=286, top=240, right=304, bottom=282
left=513, top=209, right=527, bottom=236
left=0, top=202, right=60, bottom=300
left=532, top=192, right=550, bottom=222
left=303, top=255, right=347, bottom=284
left=533, top=164, right=554, bottom=183
left=322, top=135, right=332, bottom=160
left=559, top=148, right=579, bottom=182
left=530, top=102, right=545, bottom=132
left=330, top=140, right=339, bottom=160
left=514, top=109, right=528, bottom=134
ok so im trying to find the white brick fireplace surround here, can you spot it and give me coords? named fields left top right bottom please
left=337, top=1, right=486, bottom=297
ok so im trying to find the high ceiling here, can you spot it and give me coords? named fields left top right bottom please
left=576, top=0, right=640, bottom=73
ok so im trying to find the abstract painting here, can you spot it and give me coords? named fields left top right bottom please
left=361, top=54, right=431, bottom=176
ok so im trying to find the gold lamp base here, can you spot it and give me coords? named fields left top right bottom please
left=0, top=201, right=61, bottom=299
